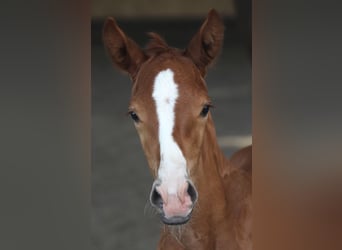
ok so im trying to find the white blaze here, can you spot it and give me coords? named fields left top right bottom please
left=152, top=69, right=187, bottom=195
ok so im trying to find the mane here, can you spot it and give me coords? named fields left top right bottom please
left=145, top=32, right=171, bottom=56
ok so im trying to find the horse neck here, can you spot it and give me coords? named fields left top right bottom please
left=195, top=114, right=229, bottom=211
left=199, top=114, right=227, bottom=179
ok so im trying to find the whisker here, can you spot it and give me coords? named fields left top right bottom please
left=168, top=224, right=187, bottom=244
left=143, top=200, right=158, bottom=217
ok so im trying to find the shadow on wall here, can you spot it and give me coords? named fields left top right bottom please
left=234, top=0, right=251, bottom=57
left=92, top=0, right=236, bottom=19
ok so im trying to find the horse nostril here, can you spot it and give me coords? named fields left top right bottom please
left=150, top=187, right=163, bottom=209
left=187, top=181, right=198, bottom=204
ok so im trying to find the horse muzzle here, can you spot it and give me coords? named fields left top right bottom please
left=149, top=179, right=198, bottom=225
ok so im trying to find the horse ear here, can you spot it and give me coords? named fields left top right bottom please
left=184, top=9, right=224, bottom=76
left=103, top=17, right=147, bottom=78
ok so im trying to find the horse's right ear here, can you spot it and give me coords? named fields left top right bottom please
left=103, top=18, right=146, bottom=78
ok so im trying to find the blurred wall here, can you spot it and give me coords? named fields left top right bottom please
left=92, top=0, right=236, bottom=18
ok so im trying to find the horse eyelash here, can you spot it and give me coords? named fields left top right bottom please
left=200, top=103, right=214, bottom=117
left=126, top=107, right=136, bottom=117
left=127, top=109, right=141, bottom=123
left=202, top=100, right=214, bottom=108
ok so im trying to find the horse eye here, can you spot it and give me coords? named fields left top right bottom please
left=129, top=111, right=140, bottom=122
left=200, top=104, right=210, bottom=117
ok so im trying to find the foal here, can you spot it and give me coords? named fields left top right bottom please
left=103, top=9, right=252, bottom=250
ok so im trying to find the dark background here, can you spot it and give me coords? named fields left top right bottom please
left=2, top=1, right=341, bottom=250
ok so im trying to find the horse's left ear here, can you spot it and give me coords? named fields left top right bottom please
left=184, top=9, right=224, bottom=76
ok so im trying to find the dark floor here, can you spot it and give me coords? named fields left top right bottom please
left=91, top=18, right=251, bottom=250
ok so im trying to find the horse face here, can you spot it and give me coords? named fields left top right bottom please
left=130, top=59, right=212, bottom=225
left=103, top=9, right=224, bottom=225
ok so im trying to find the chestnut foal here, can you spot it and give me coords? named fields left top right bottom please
left=103, top=9, right=252, bottom=250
